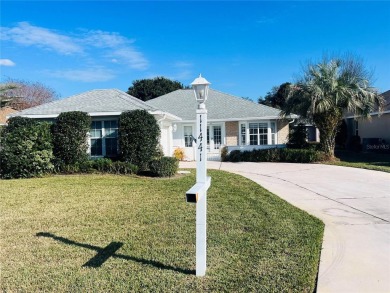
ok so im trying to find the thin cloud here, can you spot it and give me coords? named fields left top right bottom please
left=110, top=48, right=149, bottom=70
left=0, top=59, right=16, bottom=66
left=83, top=30, right=133, bottom=48
left=1, top=23, right=149, bottom=71
left=0, top=22, right=82, bottom=55
left=47, top=68, right=115, bottom=82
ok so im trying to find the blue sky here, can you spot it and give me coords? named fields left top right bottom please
left=1, top=1, right=389, bottom=101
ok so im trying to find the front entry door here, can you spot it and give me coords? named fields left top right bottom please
left=183, top=125, right=195, bottom=161
left=207, top=125, right=222, bottom=153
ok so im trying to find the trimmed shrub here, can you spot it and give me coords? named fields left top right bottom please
left=119, top=110, right=160, bottom=170
left=0, top=117, right=54, bottom=178
left=52, top=111, right=91, bottom=166
left=111, top=161, right=138, bottom=175
left=56, top=160, right=94, bottom=174
left=173, top=147, right=185, bottom=161
left=149, top=156, right=179, bottom=177
left=92, top=158, right=113, bottom=172
left=220, top=146, right=228, bottom=162
left=226, top=148, right=325, bottom=163
left=228, top=150, right=242, bottom=162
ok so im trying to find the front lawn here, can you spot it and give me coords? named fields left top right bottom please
left=327, top=150, right=390, bottom=173
left=0, top=170, right=324, bottom=292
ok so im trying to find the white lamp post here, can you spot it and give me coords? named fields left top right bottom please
left=186, top=74, right=211, bottom=277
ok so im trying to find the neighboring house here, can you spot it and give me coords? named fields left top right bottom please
left=10, top=89, right=181, bottom=158
left=344, top=90, right=390, bottom=151
left=146, top=89, right=297, bottom=160
left=0, top=106, right=18, bottom=126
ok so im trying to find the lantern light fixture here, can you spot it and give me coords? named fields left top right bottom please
left=191, top=74, right=211, bottom=104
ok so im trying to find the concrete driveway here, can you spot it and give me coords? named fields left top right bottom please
left=179, top=161, right=390, bottom=292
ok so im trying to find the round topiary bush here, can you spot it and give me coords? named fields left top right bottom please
left=119, top=110, right=160, bottom=170
left=52, top=111, right=91, bottom=168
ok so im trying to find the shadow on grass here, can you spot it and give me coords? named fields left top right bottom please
left=36, top=232, right=195, bottom=275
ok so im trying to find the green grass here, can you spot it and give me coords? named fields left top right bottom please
left=1, top=170, right=324, bottom=292
left=325, top=150, right=390, bottom=173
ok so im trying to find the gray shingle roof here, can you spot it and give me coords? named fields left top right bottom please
left=15, top=89, right=158, bottom=116
left=146, top=89, right=282, bottom=121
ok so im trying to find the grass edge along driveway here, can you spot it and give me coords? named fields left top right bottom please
left=1, top=170, right=324, bottom=292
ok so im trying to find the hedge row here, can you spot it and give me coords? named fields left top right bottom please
left=56, top=158, right=138, bottom=175
left=0, top=112, right=178, bottom=179
left=55, top=157, right=179, bottom=177
left=225, top=148, right=326, bottom=163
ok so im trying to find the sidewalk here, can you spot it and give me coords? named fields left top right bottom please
left=179, top=161, right=390, bottom=293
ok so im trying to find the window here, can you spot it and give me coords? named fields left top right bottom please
left=184, top=126, right=193, bottom=147
left=90, top=121, right=103, bottom=156
left=241, top=123, right=246, bottom=145
left=90, top=120, right=118, bottom=157
left=213, top=126, right=222, bottom=149
left=104, top=120, right=118, bottom=157
left=249, top=123, right=268, bottom=145
left=270, top=122, right=276, bottom=145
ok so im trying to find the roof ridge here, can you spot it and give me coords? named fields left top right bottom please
left=209, top=88, right=281, bottom=113
left=111, top=89, right=158, bottom=111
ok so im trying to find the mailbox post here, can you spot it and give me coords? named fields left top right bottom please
left=186, top=74, right=211, bottom=277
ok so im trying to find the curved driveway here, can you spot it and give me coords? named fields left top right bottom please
left=180, top=161, right=390, bottom=292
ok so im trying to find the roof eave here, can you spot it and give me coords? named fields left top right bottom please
left=178, top=115, right=295, bottom=123
left=345, top=110, right=390, bottom=119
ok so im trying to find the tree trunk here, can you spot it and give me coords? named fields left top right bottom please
left=314, top=109, right=342, bottom=160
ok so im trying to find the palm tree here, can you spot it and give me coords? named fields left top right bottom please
left=282, top=57, right=384, bottom=159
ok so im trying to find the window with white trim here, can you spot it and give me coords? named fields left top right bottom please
left=249, top=122, right=268, bottom=145
left=241, top=123, right=246, bottom=145
left=270, top=122, right=276, bottom=145
left=184, top=126, right=193, bottom=147
left=90, top=120, right=118, bottom=157
left=240, top=121, right=278, bottom=146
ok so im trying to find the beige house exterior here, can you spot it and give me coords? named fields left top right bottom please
left=345, top=90, right=390, bottom=150
left=0, top=107, right=18, bottom=125
left=147, top=89, right=296, bottom=160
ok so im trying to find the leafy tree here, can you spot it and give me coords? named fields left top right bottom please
left=52, top=111, right=91, bottom=166
left=0, top=78, right=59, bottom=110
left=281, top=56, right=384, bottom=159
left=119, top=110, right=160, bottom=170
left=258, top=82, right=291, bottom=109
left=127, top=76, right=185, bottom=101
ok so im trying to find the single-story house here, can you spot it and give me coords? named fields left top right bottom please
left=146, top=88, right=297, bottom=160
left=11, top=88, right=296, bottom=160
left=11, top=89, right=181, bottom=158
left=344, top=90, right=390, bottom=151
